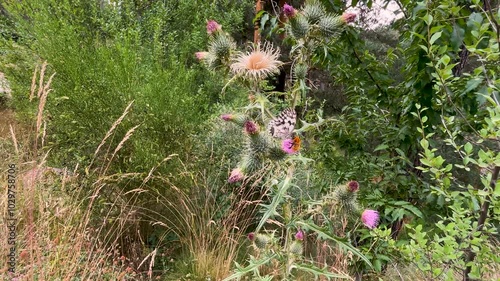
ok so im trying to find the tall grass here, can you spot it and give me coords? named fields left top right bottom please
left=0, top=64, right=146, bottom=280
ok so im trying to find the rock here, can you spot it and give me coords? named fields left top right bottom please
left=0, top=72, right=13, bottom=102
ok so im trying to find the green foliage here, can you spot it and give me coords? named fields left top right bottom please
left=2, top=0, right=253, bottom=173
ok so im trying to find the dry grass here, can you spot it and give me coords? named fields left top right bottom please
left=142, top=163, right=269, bottom=281
left=0, top=63, right=150, bottom=280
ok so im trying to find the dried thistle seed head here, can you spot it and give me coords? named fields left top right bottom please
left=230, top=43, right=283, bottom=81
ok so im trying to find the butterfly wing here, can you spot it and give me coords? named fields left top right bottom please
left=268, top=108, right=296, bottom=139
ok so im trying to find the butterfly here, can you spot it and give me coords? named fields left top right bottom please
left=267, top=108, right=296, bottom=139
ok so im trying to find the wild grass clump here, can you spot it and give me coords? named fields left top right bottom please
left=0, top=69, right=147, bottom=280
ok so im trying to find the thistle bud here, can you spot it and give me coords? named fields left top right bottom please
left=289, top=240, right=303, bottom=255
left=283, top=3, right=297, bottom=18
left=341, top=12, right=357, bottom=24
left=295, top=230, right=304, bottom=241
left=254, top=233, right=271, bottom=249
left=206, top=20, right=222, bottom=34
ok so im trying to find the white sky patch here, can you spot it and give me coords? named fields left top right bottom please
left=346, top=0, right=405, bottom=29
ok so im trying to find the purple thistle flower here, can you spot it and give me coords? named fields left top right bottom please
left=283, top=3, right=297, bottom=18
left=221, top=114, right=233, bottom=121
left=341, top=12, right=357, bottom=23
left=206, top=20, right=222, bottom=34
left=247, top=232, right=255, bottom=241
left=281, top=137, right=300, bottom=154
left=228, top=168, right=244, bottom=183
left=195, top=51, right=209, bottom=60
left=347, top=180, right=359, bottom=192
left=244, top=120, right=259, bottom=135
left=295, top=230, right=304, bottom=241
left=361, top=209, right=380, bottom=229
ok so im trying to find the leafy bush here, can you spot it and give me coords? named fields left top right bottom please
left=2, top=0, right=253, bottom=173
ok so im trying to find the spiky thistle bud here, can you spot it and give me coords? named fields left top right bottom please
left=220, top=113, right=248, bottom=126
left=302, top=1, right=325, bottom=24
left=240, top=153, right=262, bottom=173
left=206, top=20, right=222, bottom=34
left=347, top=180, right=359, bottom=192
left=247, top=232, right=255, bottom=241
left=244, top=120, right=260, bottom=135
left=228, top=168, right=244, bottom=183
left=293, top=63, right=308, bottom=80
left=289, top=240, right=303, bottom=255
left=332, top=182, right=360, bottom=215
left=247, top=132, right=269, bottom=155
left=195, top=51, right=209, bottom=60
left=208, top=33, right=236, bottom=65
left=268, top=146, right=287, bottom=161
left=288, top=15, right=310, bottom=39
left=283, top=3, right=297, bottom=18
left=254, top=233, right=271, bottom=249
left=295, top=230, right=304, bottom=241
left=341, top=12, right=357, bottom=23
left=318, top=15, right=343, bottom=37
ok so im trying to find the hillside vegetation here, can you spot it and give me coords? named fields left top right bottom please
left=0, top=0, right=499, bottom=280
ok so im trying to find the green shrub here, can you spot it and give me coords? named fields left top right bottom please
left=2, top=0, right=253, bottom=173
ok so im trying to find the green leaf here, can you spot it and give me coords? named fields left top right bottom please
left=401, top=204, right=424, bottom=218
left=450, top=25, right=465, bottom=50
left=430, top=31, right=442, bottom=45
left=374, top=144, right=389, bottom=152
left=253, top=10, right=266, bottom=24
left=292, top=263, right=351, bottom=279
left=422, top=14, right=434, bottom=25
left=260, top=13, right=269, bottom=29
left=222, top=255, right=277, bottom=281
left=463, top=78, right=483, bottom=94
left=464, top=142, right=473, bottom=154
left=255, top=175, right=293, bottom=232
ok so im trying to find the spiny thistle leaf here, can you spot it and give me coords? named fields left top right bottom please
left=291, top=263, right=351, bottom=279
left=222, top=254, right=277, bottom=281
left=295, top=221, right=373, bottom=268
left=256, top=174, right=294, bottom=232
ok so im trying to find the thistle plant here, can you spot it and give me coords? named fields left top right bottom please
left=196, top=3, right=372, bottom=279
